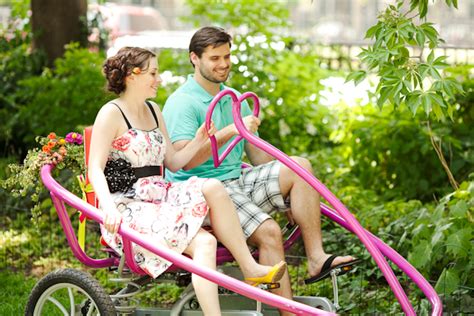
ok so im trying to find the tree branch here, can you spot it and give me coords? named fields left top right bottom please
left=427, top=121, right=459, bottom=190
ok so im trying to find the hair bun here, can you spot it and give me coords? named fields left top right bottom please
left=102, top=47, right=156, bottom=95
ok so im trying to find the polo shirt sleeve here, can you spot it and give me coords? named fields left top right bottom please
left=163, top=93, right=200, bottom=143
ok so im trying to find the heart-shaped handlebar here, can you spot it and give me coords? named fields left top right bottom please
left=205, top=89, right=260, bottom=168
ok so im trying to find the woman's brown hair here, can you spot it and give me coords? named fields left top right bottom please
left=102, top=47, right=156, bottom=94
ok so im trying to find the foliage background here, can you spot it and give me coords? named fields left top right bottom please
left=1, top=0, right=473, bottom=314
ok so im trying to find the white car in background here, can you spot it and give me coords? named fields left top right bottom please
left=109, top=29, right=194, bottom=57
left=88, top=2, right=193, bottom=57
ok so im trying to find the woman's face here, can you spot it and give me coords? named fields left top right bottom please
left=133, top=58, right=162, bottom=98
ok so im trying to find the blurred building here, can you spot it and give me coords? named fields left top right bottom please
left=290, top=0, right=473, bottom=47
left=2, top=0, right=472, bottom=47
left=101, top=0, right=473, bottom=47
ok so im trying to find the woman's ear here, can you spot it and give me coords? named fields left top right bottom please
left=125, top=73, right=135, bottom=85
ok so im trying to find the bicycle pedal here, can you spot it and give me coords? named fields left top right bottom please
left=256, top=282, right=280, bottom=290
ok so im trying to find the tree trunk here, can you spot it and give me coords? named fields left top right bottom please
left=31, top=0, right=88, bottom=66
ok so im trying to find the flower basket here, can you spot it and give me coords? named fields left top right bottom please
left=2, top=131, right=86, bottom=220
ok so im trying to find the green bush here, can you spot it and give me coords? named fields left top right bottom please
left=0, top=0, right=45, bottom=157
left=13, top=44, right=112, bottom=151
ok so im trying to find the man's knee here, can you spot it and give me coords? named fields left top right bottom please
left=250, top=220, right=283, bottom=249
left=279, top=156, right=312, bottom=179
left=290, top=156, right=312, bottom=171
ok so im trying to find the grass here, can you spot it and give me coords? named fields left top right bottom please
left=0, top=270, right=38, bottom=315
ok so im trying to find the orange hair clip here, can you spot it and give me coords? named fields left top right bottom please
left=132, top=67, right=141, bottom=74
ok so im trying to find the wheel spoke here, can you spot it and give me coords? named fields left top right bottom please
left=86, top=302, right=97, bottom=316
left=68, top=287, right=75, bottom=315
left=46, top=296, right=69, bottom=315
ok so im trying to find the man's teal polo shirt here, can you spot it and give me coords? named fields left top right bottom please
left=162, top=74, right=252, bottom=182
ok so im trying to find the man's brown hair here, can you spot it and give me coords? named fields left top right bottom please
left=189, top=26, right=232, bottom=67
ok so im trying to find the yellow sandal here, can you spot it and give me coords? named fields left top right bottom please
left=245, top=261, right=287, bottom=287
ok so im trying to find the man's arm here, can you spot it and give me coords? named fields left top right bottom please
left=173, top=115, right=262, bottom=170
left=173, top=124, right=237, bottom=170
left=244, top=142, right=274, bottom=166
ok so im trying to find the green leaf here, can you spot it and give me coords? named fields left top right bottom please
left=448, top=0, right=458, bottom=9
left=419, top=0, right=428, bottom=18
left=345, top=70, right=367, bottom=85
left=431, top=103, right=444, bottom=120
left=409, top=0, right=419, bottom=12
left=432, top=92, right=446, bottom=107
left=433, top=56, right=448, bottom=67
left=427, top=51, right=434, bottom=64
left=446, top=228, right=472, bottom=257
left=415, top=30, right=426, bottom=47
left=442, top=80, right=454, bottom=99
left=435, top=268, right=460, bottom=295
left=421, top=94, right=432, bottom=116
left=430, top=228, right=444, bottom=246
left=407, top=93, right=422, bottom=115
left=433, top=203, right=445, bottom=221
left=377, top=86, right=392, bottom=109
left=430, top=67, right=442, bottom=80
left=449, top=200, right=468, bottom=217
left=408, top=239, right=432, bottom=268
left=399, top=47, right=410, bottom=58
left=418, top=64, right=430, bottom=78
left=365, top=24, right=381, bottom=39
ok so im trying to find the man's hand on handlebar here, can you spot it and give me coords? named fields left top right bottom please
left=234, top=115, right=260, bottom=135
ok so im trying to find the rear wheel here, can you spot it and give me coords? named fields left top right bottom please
left=25, top=268, right=115, bottom=316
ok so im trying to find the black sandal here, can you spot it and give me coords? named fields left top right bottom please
left=304, top=255, right=361, bottom=284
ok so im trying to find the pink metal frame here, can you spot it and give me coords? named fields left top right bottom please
left=205, top=89, right=442, bottom=315
left=39, top=89, right=442, bottom=315
left=41, top=165, right=332, bottom=315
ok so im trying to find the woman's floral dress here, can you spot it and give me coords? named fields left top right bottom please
left=101, top=127, right=209, bottom=278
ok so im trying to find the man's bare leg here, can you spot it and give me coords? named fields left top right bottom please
left=279, top=156, right=354, bottom=277
left=248, top=219, right=294, bottom=316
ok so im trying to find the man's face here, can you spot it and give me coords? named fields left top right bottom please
left=194, top=43, right=231, bottom=84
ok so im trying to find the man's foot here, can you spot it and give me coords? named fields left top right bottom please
left=305, top=255, right=360, bottom=284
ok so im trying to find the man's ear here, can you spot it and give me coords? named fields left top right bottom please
left=190, top=52, right=199, bottom=67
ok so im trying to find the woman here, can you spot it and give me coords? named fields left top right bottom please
left=88, top=47, right=286, bottom=315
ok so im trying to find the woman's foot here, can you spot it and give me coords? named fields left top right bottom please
left=244, top=261, right=287, bottom=286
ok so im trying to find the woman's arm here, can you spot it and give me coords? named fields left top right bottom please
left=87, top=103, right=123, bottom=234
left=150, top=102, right=215, bottom=172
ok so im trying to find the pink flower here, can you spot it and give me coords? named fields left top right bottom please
left=112, top=136, right=131, bottom=151
left=192, top=202, right=208, bottom=217
left=65, top=132, right=83, bottom=145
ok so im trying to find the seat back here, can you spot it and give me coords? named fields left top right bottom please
left=83, top=126, right=98, bottom=207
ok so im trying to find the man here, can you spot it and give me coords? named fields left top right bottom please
left=163, top=26, right=357, bottom=314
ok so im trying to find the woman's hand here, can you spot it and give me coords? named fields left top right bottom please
left=103, top=206, right=122, bottom=234
left=195, top=121, right=216, bottom=144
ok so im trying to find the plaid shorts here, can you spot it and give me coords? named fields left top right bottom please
left=222, top=160, right=290, bottom=239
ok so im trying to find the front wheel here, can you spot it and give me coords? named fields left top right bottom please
left=25, top=268, right=115, bottom=316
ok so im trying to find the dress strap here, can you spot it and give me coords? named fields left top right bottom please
left=146, top=101, right=160, bottom=128
left=110, top=102, right=132, bottom=129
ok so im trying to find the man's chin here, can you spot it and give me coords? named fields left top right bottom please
left=215, top=75, right=229, bottom=83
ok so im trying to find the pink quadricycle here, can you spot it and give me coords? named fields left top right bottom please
left=25, top=90, right=442, bottom=315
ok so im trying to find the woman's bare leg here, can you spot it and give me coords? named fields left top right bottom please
left=183, top=229, right=221, bottom=316
left=201, top=179, right=274, bottom=278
